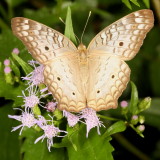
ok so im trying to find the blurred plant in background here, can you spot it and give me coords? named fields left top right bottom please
left=0, top=0, right=160, bottom=160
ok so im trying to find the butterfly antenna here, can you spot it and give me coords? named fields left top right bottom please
left=80, top=11, right=91, bottom=43
left=59, top=17, right=80, bottom=44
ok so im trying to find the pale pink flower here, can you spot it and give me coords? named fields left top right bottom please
left=22, top=60, right=44, bottom=87
left=35, top=123, right=67, bottom=151
left=4, top=59, right=10, bottom=66
left=12, top=48, right=20, bottom=54
left=20, top=88, right=43, bottom=109
left=80, top=108, right=104, bottom=137
left=120, top=100, right=128, bottom=108
left=137, top=125, right=145, bottom=132
left=8, top=108, right=37, bottom=135
left=40, top=87, right=49, bottom=93
left=36, top=115, right=47, bottom=128
left=4, top=66, right=12, bottom=73
left=40, top=87, right=52, bottom=96
left=45, top=102, right=57, bottom=112
left=63, top=110, right=79, bottom=127
left=132, top=115, right=138, bottom=120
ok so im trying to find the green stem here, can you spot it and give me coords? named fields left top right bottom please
left=113, top=133, right=151, bottom=160
left=97, top=114, right=120, bottom=121
left=129, top=124, right=144, bottom=138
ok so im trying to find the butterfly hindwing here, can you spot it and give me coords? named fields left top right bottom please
left=87, top=55, right=130, bottom=111
left=87, top=9, right=154, bottom=61
left=44, top=56, right=86, bottom=112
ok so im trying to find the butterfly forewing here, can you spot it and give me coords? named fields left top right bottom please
left=11, top=17, right=77, bottom=64
left=87, top=9, right=154, bottom=61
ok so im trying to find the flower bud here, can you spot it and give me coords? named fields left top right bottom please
left=120, top=100, right=128, bottom=108
left=4, top=59, right=10, bottom=66
left=137, top=125, right=145, bottom=132
left=120, top=100, right=128, bottom=115
left=131, top=115, right=138, bottom=125
left=45, top=102, right=57, bottom=112
left=138, top=97, right=151, bottom=113
left=12, top=48, right=20, bottom=55
left=4, top=66, right=12, bottom=73
left=139, top=115, right=145, bottom=124
left=4, top=66, right=14, bottom=85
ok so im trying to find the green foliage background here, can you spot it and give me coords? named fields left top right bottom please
left=0, top=0, right=160, bottom=160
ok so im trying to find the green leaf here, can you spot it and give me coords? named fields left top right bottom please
left=56, top=124, right=114, bottom=160
left=93, top=9, right=113, bottom=20
left=130, top=0, right=140, bottom=7
left=142, top=0, right=150, bottom=8
left=9, top=57, right=21, bottom=78
left=0, top=18, right=9, bottom=29
left=21, top=128, right=65, bottom=160
left=32, top=105, right=41, bottom=116
left=12, top=53, right=32, bottom=75
left=149, top=60, right=160, bottom=95
left=103, top=121, right=126, bottom=138
left=24, top=7, right=61, bottom=26
left=122, top=0, right=132, bottom=9
left=65, top=7, right=77, bottom=45
left=129, top=81, right=139, bottom=114
left=0, top=62, right=25, bottom=106
left=0, top=29, right=32, bottom=62
left=6, top=0, right=27, bottom=7
left=142, top=98, right=160, bottom=128
left=0, top=5, right=7, bottom=20
left=0, top=103, right=20, bottom=160
left=54, top=124, right=79, bottom=151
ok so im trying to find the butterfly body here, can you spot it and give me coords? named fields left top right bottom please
left=77, top=43, right=89, bottom=96
left=11, top=9, right=154, bottom=112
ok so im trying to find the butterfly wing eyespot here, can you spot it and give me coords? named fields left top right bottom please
left=119, top=42, right=124, bottom=46
left=111, top=75, right=115, bottom=78
left=97, top=90, right=100, bottom=93
left=45, top=46, right=49, bottom=51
